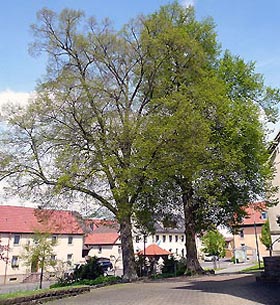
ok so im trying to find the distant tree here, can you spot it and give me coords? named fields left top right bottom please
left=260, top=220, right=272, bottom=254
left=202, top=229, right=226, bottom=259
left=22, top=233, right=57, bottom=289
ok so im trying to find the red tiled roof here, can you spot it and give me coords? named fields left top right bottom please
left=240, top=202, right=267, bottom=226
left=85, top=232, right=120, bottom=245
left=0, top=205, right=84, bottom=235
left=138, top=244, right=171, bottom=256
left=84, top=218, right=120, bottom=245
left=85, top=219, right=119, bottom=231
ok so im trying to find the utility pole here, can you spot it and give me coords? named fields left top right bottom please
left=253, top=207, right=261, bottom=269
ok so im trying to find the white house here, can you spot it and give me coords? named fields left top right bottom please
left=0, top=205, right=85, bottom=284
left=133, top=221, right=187, bottom=259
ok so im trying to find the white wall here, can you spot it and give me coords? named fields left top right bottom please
left=0, top=233, right=84, bottom=284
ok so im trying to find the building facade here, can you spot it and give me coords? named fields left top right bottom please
left=232, top=203, right=269, bottom=261
left=0, top=206, right=84, bottom=284
left=268, top=132, right=280, bottom=255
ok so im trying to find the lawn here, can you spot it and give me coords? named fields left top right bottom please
left=241, top=262, right=264, bottom=272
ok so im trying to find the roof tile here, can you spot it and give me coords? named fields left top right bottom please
left=0, top=205, right=84, bottom=234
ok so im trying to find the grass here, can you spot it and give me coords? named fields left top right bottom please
left=241, top=262, right=264, bottom=272
left=0, top=285, right=86, bottom=301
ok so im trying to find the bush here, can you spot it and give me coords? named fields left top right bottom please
left=135, top=255, right=150, bottom=277
left=50, top=275, right=121, bottom=288
left=74, top=256, right=104, bottom=280
left=161, top=257, right=186, bottom=276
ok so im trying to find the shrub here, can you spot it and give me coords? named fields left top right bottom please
left=50, top=275, right=121, bottom=288
left=74, top=256, right=103, bottom=280
left=161, top=257, right=186, bottom=276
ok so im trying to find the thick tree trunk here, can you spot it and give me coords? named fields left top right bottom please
left=182, top=186, right=204, bottom=275
left=119, top=215, right=138, bottom=280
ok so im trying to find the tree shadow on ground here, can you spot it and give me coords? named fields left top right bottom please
left=173, top=274, right=280, bottom=305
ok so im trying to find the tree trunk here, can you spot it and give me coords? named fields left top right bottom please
left=182, top=186, right=204, bottom=275
left=39, top=260, right=44, bottom=289
left=119, top=215, right=138, bottom=280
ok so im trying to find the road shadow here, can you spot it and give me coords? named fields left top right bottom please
left=173, top=274, right=280, bottom=305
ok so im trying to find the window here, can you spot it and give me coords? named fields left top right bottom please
left=51, top=255, right=56, bottom=261
left=175, top=235, right=178, bottom=242
left=261, top=212, right=267, bottom=220
left=156, top=235, right=159, bottom=242
left=239, top=229, right=244, bottom=238
left=169, top=248, right=172, bottom=253
left=68, top=236, right=73, bottom=245
left=162, top=235, right=166, bottom=243
left=181, top=249, right=185, bottom=257
left=11, top=256, right=19, bottom=268
left=67, top=254, right=73, bottom=264
left=13, top=235, right=20, bottom=245
left=169, top=235, right=172, bottom=242
left=175, top=248, right=178, bottom=255
left=98, top=246, right=102, bottom=254
left=136, top=236, right=140, bottom=243
left=118, top=246, right=121, bottom=254
left=181, top=235, right=184, bottom=242
left=52, top=235, right=57, bottom=244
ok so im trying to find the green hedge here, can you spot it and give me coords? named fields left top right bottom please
left=50, top=275, right=121, bottom=288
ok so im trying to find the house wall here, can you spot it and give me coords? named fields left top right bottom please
left=0, top=233, right=84, bottom=284
left=133, top=232, right=187, bottom=258
left=233, top=226, right=269, bottom=259
left=269, top=145, right=280, bottom=255
left=87, top=244, right=123, bottom=272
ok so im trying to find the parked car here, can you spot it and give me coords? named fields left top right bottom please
left=96, top=257, right=113, bottom=274
left=204, top=254, right=219, bottom=262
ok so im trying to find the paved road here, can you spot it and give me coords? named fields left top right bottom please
left=46, top=274, right=280, bottom=305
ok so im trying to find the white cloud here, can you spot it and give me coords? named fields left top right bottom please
left=181, top=0, right=195, bottom=7
left=0, top=89, right=32, bottom=108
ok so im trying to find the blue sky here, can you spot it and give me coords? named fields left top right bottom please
left=0, top=0, right=280, bottom=94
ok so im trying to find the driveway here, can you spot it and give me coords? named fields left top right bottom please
left=46, top=273, right=280, bottom=305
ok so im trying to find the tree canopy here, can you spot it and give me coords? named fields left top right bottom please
left=201, top=229, right=226, bottom=258
left=260, top=220, right=272, bottom=250
left=22, top=233, right=57, bottom=289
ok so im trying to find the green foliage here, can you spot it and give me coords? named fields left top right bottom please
left=260, top=220, right=272, bottom=249
left=50, top=275, right=121, bottom=288
left=201, top=229, right=226, bottom=258
left=22, top=232, right=57, bottom=270
left=21, top=232, right=57, bottom=289
left=73, top=257, right=104, bottom=280
left=241, top=262, right=264, bottom=272
left=161, top=257, right=186, bottom=276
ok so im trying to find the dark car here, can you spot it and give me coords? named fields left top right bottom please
left=97, top=258, right=113, bottom=273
